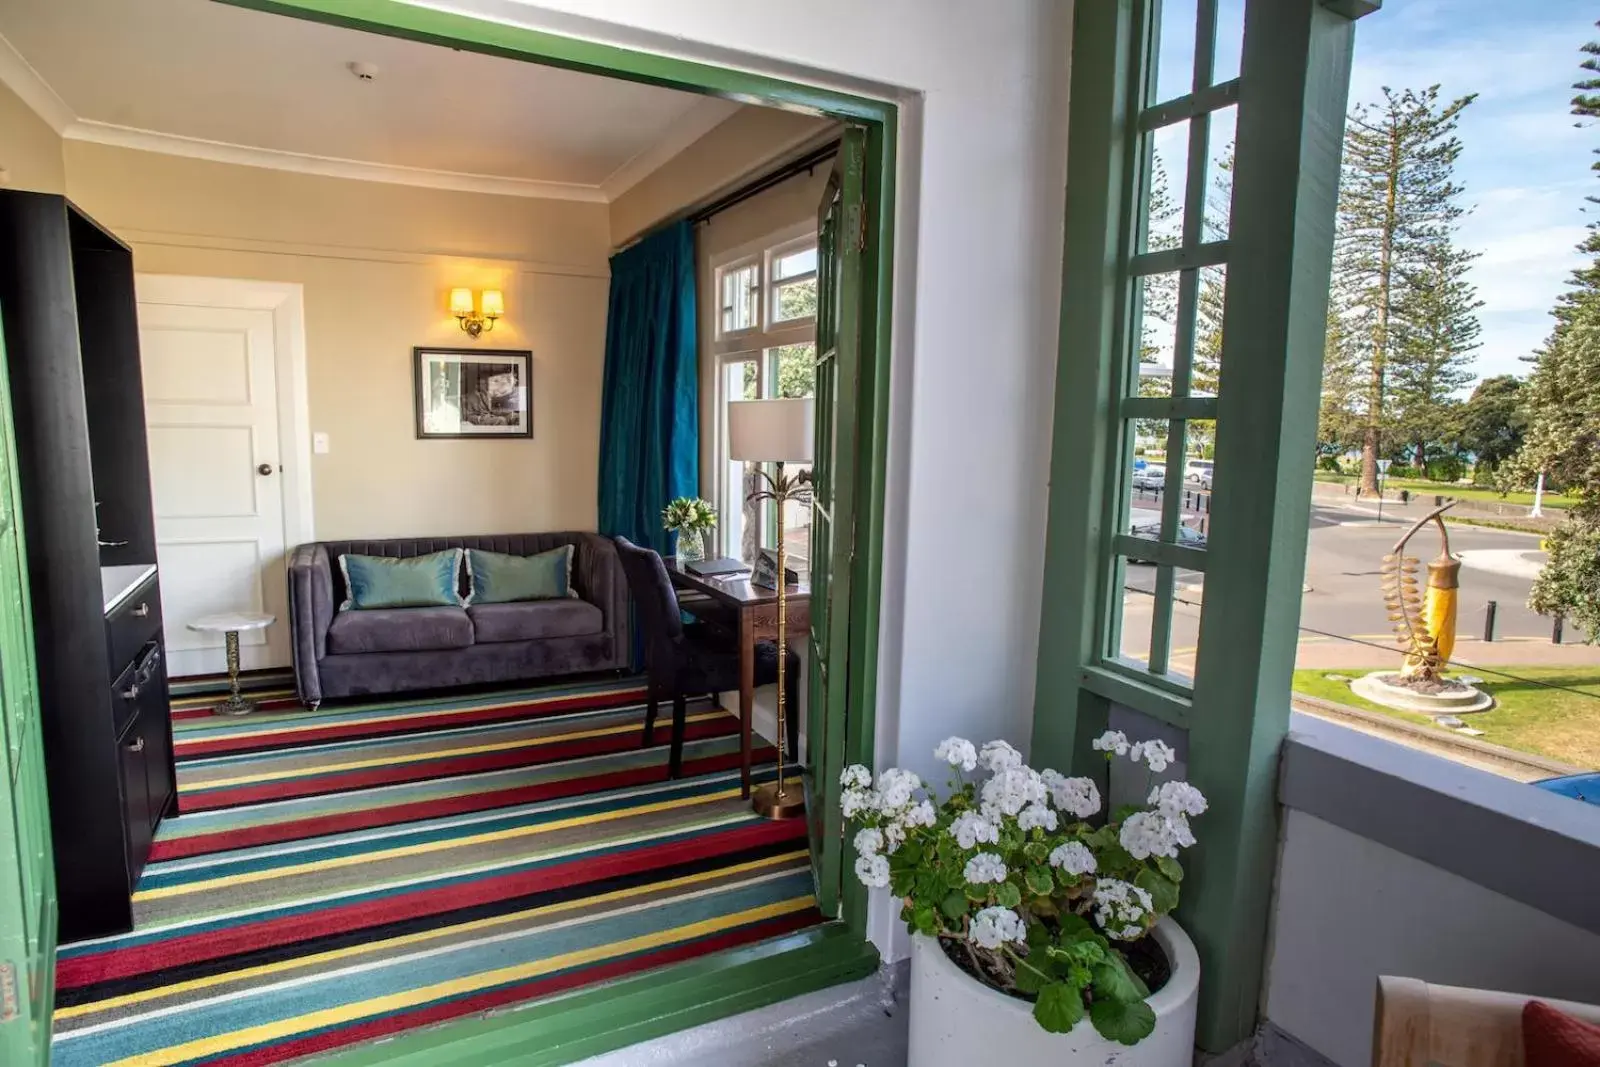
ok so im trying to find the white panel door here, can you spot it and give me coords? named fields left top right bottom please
left=139, top=303, right=290, bottom=675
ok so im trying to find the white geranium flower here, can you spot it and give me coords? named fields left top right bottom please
left=980, top=765, right=1047, bottom=818
left=854, top=827, right=884, bottom=857
left=1017, top=802, right=1058, bottom=832
left=840, top=764, right=873, bottom=790
left=1048, top=840, right=1097, bottom=877
left=1119, top=810, right=1194, bottom=860
left=1134, top=739, right=1177, bottom=773
left=963, top=852, right=1008, bottom=885
left=949, top=811, right=1000, bottom=849
left=876, top=767, right=922, bottom=812
left=841, top=787, right=878, bottom=819
left=934, top=736, right=979, bottom=772
left=978, top=739, right=1024, bottom=773
left=854, top=852, right=890, bottom=889
left=1092, top=878, right=1154, bottom=940
left=1040, top=770, right=1101, bottom=819
left=969, top=906, right=1027, bottom=949
left=1149, top=780, right=1208, bottom=818
left=1091, top=730, right=1130, bottom=756
left=902, top=799, right=937, bottom=828
left=882, top=820, right=906, bottom=852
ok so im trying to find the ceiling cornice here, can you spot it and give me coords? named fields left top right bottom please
left=0, top=29, right=741, bottom=203
left=0, top=30, right=72, bottom=133
left=62, top=121, right=610, bottom=202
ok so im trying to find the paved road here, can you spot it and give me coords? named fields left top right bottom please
left=1115, top=493, right=1596, bottom=673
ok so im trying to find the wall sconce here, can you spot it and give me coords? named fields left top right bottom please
left=449, top=287, right=503, bottom=337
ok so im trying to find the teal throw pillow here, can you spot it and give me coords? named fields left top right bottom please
left=465, top=546, right=574, bottom=605
left=339, top=550, right=464, bottom=611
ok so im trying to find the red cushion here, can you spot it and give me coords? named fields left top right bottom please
left=1525, top=1001, right=1600, bottom=1067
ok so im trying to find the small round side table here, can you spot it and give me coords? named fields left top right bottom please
left=187, top=612, right=275, bottom=717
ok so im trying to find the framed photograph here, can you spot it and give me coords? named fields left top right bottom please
left=413, top=347, right=533, bottom=439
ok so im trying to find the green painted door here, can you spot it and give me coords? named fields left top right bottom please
left=0, top=315, right=55, bottom=1067
left=807, top=128, right=867, bottom=918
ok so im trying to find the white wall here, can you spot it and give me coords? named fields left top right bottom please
left=420, top=2, right=1075, bottom=955
left=1265, top=808, right=1600, bottom=1067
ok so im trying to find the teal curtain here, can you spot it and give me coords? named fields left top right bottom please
left=598, top=221, right=699, bottom=555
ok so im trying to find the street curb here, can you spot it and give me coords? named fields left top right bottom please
left=1289, top=692, right=1583, bottom=778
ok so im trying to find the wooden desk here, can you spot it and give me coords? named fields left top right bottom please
left=666, top=559, right=810, bottom=798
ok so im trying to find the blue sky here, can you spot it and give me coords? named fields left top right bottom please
left=1155, top=0, right=1597, bottom=383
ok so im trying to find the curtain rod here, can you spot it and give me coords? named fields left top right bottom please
left=689, top=139, right=841, bottom=226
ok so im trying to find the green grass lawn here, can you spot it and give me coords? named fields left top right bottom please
left=1292, top=667, right=1600, bottom=770
left=1311, top=471, right=1573, bottom=509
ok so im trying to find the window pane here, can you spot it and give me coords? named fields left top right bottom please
left=1142, top=128, right=1188, bottom=255
left=1153, top=0, right=1197, bottom=106
left=771, top=343, right=817, bottom=399
left=1191, top=265, right=1225, bottom=399
left=1137, top=270, right=1181, bottom=381
left=773, top=277, right=818, bottom=323
left=1213, top=0, right=1244, bottom=85
left=723, top=359, right=761, bottom=557
left=1202, top=104, right=1236, bottom=243
left=720, top=263, right=759, bottom=334
left=774, top=246, right=817, bottom=280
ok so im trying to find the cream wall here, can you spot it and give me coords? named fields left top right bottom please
left=0, top=78, right=63, bottom=193
left=64, top=141, right=611, bottom=541
left=609, top=107, right=834, bottom=246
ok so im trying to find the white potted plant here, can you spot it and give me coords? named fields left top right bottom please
left=661, top=497, right=717, bottom=563
left=840, top=731, right=1205, bottom=1066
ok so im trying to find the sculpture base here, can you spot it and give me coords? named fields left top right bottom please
left=752, top=780, right=806, bottom=820
left=1350, top=671, right=1495, bottom=715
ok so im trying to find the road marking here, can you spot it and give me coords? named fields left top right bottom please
left=1455, top=549, right=1545, bottom=581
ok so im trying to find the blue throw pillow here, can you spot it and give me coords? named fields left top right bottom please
left=465, top=546, right=574, bottom=605
left=339, top=550, right=464, bottom=611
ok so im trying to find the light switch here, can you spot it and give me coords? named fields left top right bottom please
left=313, top=432, right=330, bottom=454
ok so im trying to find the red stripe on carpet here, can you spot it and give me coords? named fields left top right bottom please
left=201, top=909, right=824, bottom=1067
left=57, top=819, right=808, bottom=989
left=148, top=747, right=775, bottom=862
left=178, top=719, right=740, bottom=813
left=173, top=689, right=649, bottom=756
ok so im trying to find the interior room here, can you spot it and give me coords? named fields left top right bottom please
left=0, top=1, right=859, bottom=1062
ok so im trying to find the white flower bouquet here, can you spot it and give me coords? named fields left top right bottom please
left=839, top=731, right=1206, bottom=1045
left=661, top=496, right=717, bottom=536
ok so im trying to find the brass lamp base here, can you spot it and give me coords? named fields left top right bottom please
left=752, top=780, right=806, bottom=820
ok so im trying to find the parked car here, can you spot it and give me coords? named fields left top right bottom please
left=1132, top=465, right=1166, bottom=490
left=1126, top=516, right=1207, bottom=564
left=1534, top=772, right=1600, bottom=806
left=1185, top=459, right=1214, bottom=488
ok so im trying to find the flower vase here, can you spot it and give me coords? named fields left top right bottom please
left=907, top=918, right=1199, bottom=1067
left=674, top=528, right=708, bottom=563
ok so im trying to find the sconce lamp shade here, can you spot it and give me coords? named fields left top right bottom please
left=480, top=289, right=505, bottom=318
left=449, top=287, right=475, bottom=316
left=728, top=398, right=814, bottom=463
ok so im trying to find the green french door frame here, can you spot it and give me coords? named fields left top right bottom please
left=1031, top=0, right=1373, bottom=1054
left=0, top=315, right=56, bottom=1067
left=193, top=3, right=898, bottom=1064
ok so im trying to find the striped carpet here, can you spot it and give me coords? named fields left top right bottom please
left=53, top=675, right=819, bottom=1066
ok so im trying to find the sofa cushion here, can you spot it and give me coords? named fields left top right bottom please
left=465, top=546, right=574, bottom=605
left=468, top=601, right=603, bottom=644
left=338, top=549, right=464, bottom=611
left=326, top=606, right=474, bottom=654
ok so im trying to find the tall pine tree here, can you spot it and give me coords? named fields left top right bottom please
left=1388, top=238, right=1482, bottom=471
left=1332, top=86, right=1477, bottom=492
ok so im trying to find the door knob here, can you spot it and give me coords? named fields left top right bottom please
left=257, top=463, right=275, bottom=476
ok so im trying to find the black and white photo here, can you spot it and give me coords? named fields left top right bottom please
left=413, top=347, right=533, bottom=439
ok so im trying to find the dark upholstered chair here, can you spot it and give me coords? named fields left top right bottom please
left=613, top=537, right=799, bottom=778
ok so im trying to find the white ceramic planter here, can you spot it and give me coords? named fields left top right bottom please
left=907, top=918, right=1200, bottom=1067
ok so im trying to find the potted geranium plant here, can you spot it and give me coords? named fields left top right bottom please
left=840, top=731, right=1205, bottom=1066
left=661, top=497, right=717, bottom=563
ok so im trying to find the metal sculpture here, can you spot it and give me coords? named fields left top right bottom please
left=1380, top=502, right=1460, bottom=683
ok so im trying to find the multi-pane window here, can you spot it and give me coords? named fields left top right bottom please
left=1104, top=0, right=1242, bottom=690
left=711, top=226, right=819, bottom=573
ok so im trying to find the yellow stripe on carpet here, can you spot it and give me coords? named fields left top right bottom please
left=190, top=711, right=726, bottom=790
left=58, top=850, right=808, bottom=1022
left=132, top=786, right=747, bottom=902
left=104, top=896, right=818, bottom=1067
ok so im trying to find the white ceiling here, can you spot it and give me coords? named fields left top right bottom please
left=0, top=0, right=742, bottom=199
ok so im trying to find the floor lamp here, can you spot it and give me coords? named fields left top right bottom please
left=727, top=397, right=813, bottom=821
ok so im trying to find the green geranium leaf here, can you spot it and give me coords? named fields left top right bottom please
left=1090, top=997, right=1157, bottom=1046
left=1055, top=912, right=1094, bottom=940
left=1134, top=868, right=1180, bottom=914
left=1026, top=920, right=1053, bottom=952
left=1013, top=953, right=1051, bottom=995
left=1033, top=981, right=1086, bottom=1034
left=1091, top=960, right=1140, bottom=1004
left=1025, top=865, right=1055, bottom=896
left=900, top=840, right=925, bottom=865
left=995, top=881, right=1023, bottom=909
left=941, top=890, right=970, bottom=921
left=912, top=902, right=940, bottom=936
left=1111, top=950, right=1151, bottom=999
left=1156, top=855, right=1184, bottom=883
left=1023, top=840, right=1051, bottom=864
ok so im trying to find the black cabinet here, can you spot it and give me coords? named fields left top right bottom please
left=0, top=191, right=172, bottom=942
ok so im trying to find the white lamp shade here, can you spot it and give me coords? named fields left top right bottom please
left=727, top=398, right=814, bottom=463
left=448, top=287, right=475, bottom=315
left=480, top=289, right=505, bottom=317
